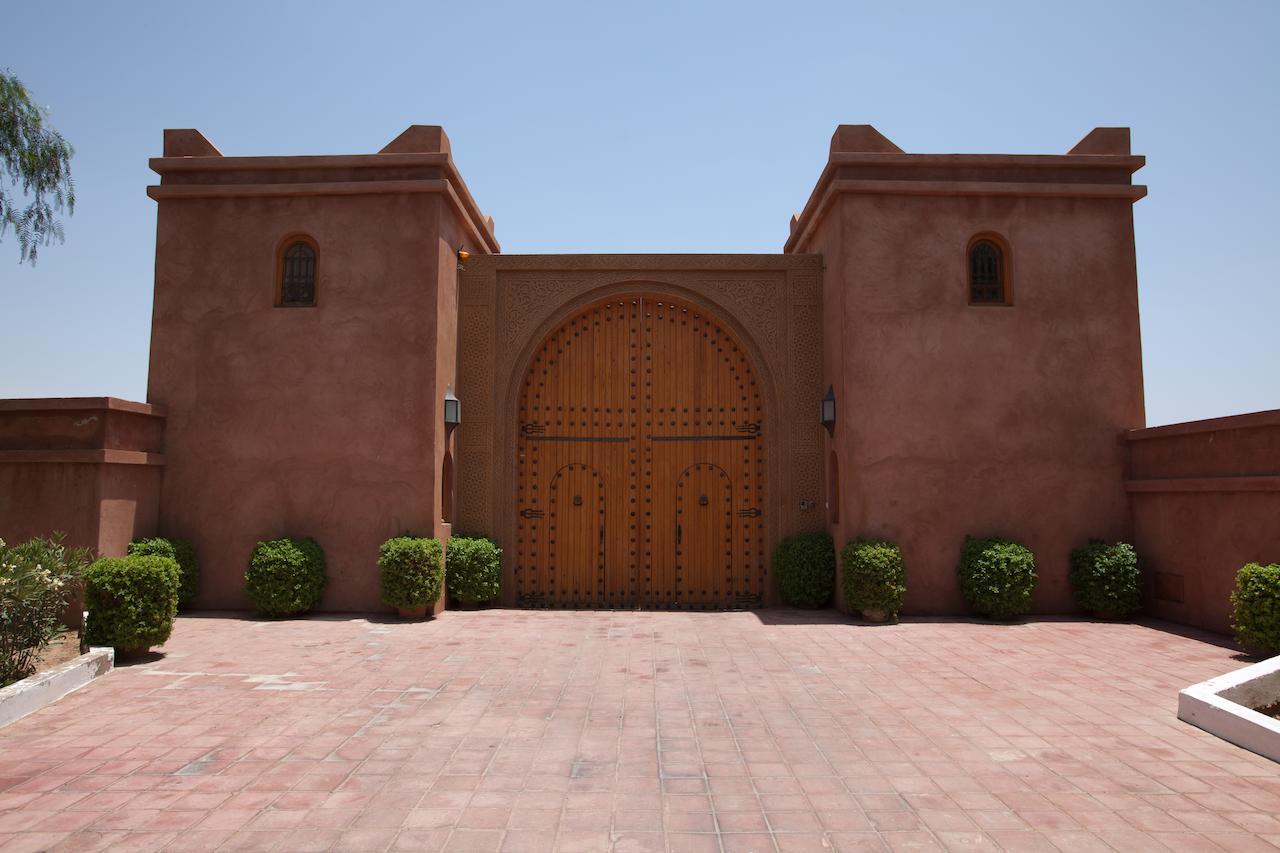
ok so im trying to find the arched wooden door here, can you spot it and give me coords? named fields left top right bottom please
left=516, top=295, right=765, bottom=609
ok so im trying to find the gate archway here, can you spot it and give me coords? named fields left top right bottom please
left=515, top=294, right=766, bottom=608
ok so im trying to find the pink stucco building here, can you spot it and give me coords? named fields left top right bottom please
left=2, top=124, right=1275, bottom=632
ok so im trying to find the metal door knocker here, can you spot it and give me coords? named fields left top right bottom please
left=573, top=494, right=583, bottom=506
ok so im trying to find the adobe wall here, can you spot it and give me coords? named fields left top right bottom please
left=454, top=255, right=826, bottom=606
left=1127, top=411, right=1280, bottom=635
left=146, top=127, right=496, bottom=612
left=788, top=126, right=1147, bottom=614
left=0, top=398, right=166, bottom=625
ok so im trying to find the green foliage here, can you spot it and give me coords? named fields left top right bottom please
left=128, top=537, right=199, bottom=608
left=1, top=70, right=74, bottom=265
left=379, top=536, right=443, bottom=609
left=84, top=555, right=179, bottom=651
left=445, top=536, right=501, bottom=604
left=774, top=533, right=835, bottom=609
left=841, top=538, right=906, bottom=616
left=1231, top=563, right=1280, bottom=654
left=0, top=534, right=89, bottom=686
left=1069, top=539, right=1141, bottom=616
left=245, top=538, right=326, bottom=616
left=957, top=535, right=1037, bottom=620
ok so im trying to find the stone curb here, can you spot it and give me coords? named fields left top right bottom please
left=1179, top=653, right=1280, bottom=763
left=0, top=648, right=114, bottom=729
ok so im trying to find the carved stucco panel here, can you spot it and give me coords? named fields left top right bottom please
left=459, top=305, right=495, bottom=425
left=789, top=303, right=823, bottom=410
left=695, top=278, right=782, bottom=362
left=456, top=449, right=491, bottom=534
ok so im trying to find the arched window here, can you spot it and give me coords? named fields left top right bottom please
left=827, top=450, right=840, bottom=525
left=968, top=237, right=1007, bottom=305
left=277, top=238, right=317, bottom=307
left=441, top=449, right=455, bottom=524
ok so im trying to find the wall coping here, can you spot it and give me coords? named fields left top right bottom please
left=785, top=137, right=1147, bottom=254
left=148, top=149, right=499, bottom=254
left=1127, top=409, right=1280, bottom=441
left=0, top=449, right=165, bottom=466
left=465, top=253, right=823, bottom=272
left=0, top=397, right=166, bottom=418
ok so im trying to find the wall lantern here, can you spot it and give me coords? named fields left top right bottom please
left=821, top=385, right=836, bottom=436
left=444, top=385, right=461, bottom=436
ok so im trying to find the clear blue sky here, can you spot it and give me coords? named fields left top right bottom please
left=2, top=1, right=1277, bottom=426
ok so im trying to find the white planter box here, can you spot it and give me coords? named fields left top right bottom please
left=0, top=648, right=114, bottom=729
left=1179, top=655, right=1280, bottom=763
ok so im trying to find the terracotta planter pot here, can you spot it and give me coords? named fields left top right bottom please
left=115, top=646, right=151, bottom=660
left=861, top=608, right=889, bottom=623
left=396, top=604, right=429, bottom=619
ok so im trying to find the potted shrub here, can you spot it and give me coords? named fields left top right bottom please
left=774, top=533, right=835, bottom=609
left=379, top=536, right=443, bottom=619
left=445, top=536, right=502, bottom=607
left=841, top=538, right=906, bottom=622
left=84, top=555, right=179, bottom=658
left=957, top=535, right=1037, bottom=620
left=128, top=537, right=199, bottom=609
left=1069, top=539, right=1140, bottom=619
left=0, top=534, right=90, bottom=686
left=1231, top=562, right=1280, bottom=655
left=245, top=538, right=326, bottom=616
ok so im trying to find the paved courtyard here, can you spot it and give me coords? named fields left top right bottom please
left=0, top=610, right=1277, bottom=852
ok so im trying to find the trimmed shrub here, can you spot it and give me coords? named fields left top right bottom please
left=84, top=555, right=179, bottom=651
left=128, top=537, right=199, bottom=607
left=841, top=538, right=906, bottom=618
left=957, top=535, right=1037, bottom=620
left=1069, top=539, right=1141, bottom=617
left=245, top=538, right=326, bottom=616
left=0, top=534, right=90, bottom=686
left=774, top=533, right=835, bottom=609
left=445, top=536, right=502, bottom=604
left=1231, top=562, right=1280, bottom=654
left=379, top=536, right=444, bottom=610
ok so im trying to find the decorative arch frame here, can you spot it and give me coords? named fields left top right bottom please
left=966, top=231, right=1013, bottom=306
left=455, top=255, right=827, bottom=608
left=275, top=234, right=319, bottom=307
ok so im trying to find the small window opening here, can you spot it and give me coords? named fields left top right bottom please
left=969, top=239, right=1006, bottom=305
left=827, top=450, right=840, bottom=525
left=441, top=450, right=455, bottom=524
left=278, top=240, right=317, bottom=306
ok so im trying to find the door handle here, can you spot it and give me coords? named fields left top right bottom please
left=676, top=524, right=682, bottom=545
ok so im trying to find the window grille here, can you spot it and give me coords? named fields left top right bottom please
left=969, top=240, right=1003, bottom=304
left=280, top=242, right=316, bottom=306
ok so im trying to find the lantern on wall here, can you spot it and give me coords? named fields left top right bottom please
left=444, top=385, right=461, bottom=437
left=821, top=385, right=836, bottom=436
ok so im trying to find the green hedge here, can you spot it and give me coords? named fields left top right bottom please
left=85, top=555, right=179, bottom=651
left=128, top=537, right=199, bottom=607
left=245, top=538, right=326, bottom=616
left=379, top=536, right=443, bottom=610
left=445, top=536, right=501, bottom=604
left=841, top=538, right=906, bottom=617
left=774, top=533, right=835, bottom=609
left=1231, top=562, right=1280, bottom=654
left=1069, top=539, right=1140, bottom=617
left=957, top=536, right=1037, bottom=620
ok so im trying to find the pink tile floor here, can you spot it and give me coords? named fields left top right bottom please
left=0, top=609, right=1277, bottom=852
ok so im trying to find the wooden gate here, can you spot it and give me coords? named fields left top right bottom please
left=515, top=295, right=765, bottom=608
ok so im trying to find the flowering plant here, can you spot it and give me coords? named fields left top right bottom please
left=0, top=534, right=89, bottom=686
